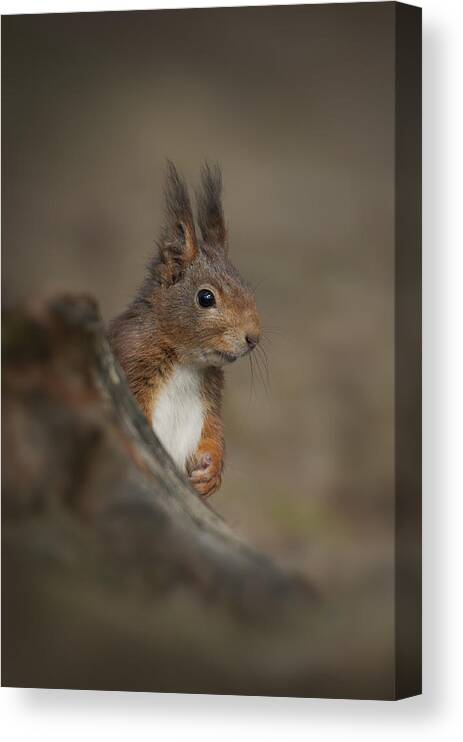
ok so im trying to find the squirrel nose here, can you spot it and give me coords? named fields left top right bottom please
left=245, top=333, right=259, bottom=350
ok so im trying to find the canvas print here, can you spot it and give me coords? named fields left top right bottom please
left=1, top=2, right=422, bottom=700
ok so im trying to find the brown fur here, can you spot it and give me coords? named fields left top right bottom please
left=108, top=162, right=260, bottom=497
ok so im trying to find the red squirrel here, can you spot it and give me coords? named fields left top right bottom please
left=108, top=163, right=261, bottom=497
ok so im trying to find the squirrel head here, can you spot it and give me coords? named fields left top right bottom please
left=145, top=162, right=261, bottom=367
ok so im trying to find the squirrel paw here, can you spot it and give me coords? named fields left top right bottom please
left=188, top=452, right=222, bottom=498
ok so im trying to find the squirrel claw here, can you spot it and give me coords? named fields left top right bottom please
left=189, top=453, right=222, bottom=498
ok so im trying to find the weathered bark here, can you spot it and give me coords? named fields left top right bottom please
left=2, top=296, right=392, bottom=698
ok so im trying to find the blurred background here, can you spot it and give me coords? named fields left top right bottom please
left=3, top=3, right=396, bottom=682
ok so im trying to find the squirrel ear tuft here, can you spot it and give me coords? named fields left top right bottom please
left=158, top=161, right=198, bottom=283
left=196, top=163, right=227, bottom=249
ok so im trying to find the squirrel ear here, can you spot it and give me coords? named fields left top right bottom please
left=158, top=161, right=198, bottom=284
left=197, top=163, right=227, bottom=249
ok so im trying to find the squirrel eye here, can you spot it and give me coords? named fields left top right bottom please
left=197, top=289, right=216, bottom=308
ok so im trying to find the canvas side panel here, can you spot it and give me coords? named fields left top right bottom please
left=394, top=0, right=422, bottom=700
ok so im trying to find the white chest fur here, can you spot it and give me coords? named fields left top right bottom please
left=151, top=365, right=205, bottom=473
